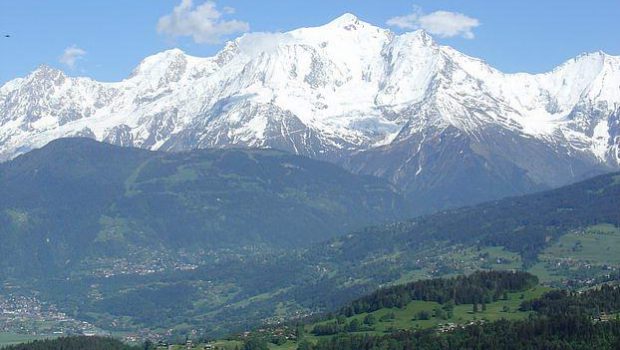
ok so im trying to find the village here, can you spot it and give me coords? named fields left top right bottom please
left=0, top=294, right=105, bottom=337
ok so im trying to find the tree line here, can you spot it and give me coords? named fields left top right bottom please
left=338, top=271, right=538, bottom=317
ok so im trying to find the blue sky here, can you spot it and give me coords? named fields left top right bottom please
left=1, top=0, right=619, bottom=84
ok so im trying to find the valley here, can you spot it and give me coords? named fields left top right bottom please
left=1, top=150, right=620, bottom=340
left=1, top=5, right=620, bottom=349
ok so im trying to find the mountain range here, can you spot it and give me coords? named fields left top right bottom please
left=2, top=14, right=620, bottom=211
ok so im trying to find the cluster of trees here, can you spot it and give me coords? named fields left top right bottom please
left=301, top=278, right=620, bottom=350
left=339, top=271, right=538, bottom=317
left=311, top=315, right=375, bottom=336
left=309, top=271, right=536, bottom=337
left=1, top=336, right=143, bottom=350
left=302, top=315, right=620, bottom=350
left=242, top=337, right=270, bottom=350
left=521, top=284, right=620, bottom=318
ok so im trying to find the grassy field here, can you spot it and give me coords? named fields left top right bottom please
left=388, top=225, right=620, bottom=291
left=197, top=285, right=551, bottom=350
left=390, top=245, right=524, bottom=287
left=524, top=223, right=620, bottom=289
left=0, top=333, right=51, bottom=347
left=540, top=224, right=620, bottom=265
left=306, top=285, right=549, bottom=335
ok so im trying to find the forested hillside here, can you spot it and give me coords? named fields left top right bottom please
left=0, top=138, right=410, bottom=276
left=302, top=281, right=620, bottom=350
left=2, top=139, right=620, bottom=338
left=13, top=167, right=620, bottom=337
left=199, top=272, right=620, bottom=350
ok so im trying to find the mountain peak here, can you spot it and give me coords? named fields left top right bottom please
left=406, top=29, right=435, bottom=45
left=143, top=48, right=188, bottom=62
left=31, top=64, right=64, bottom=76
left=329, top=13, right=360, bottom=23
left=570, top=50, right=614, bottom=62
left=584, top=50, right=620, bottom=65
left=325, top=13, right=365, bottom=29
left=551, top=50, right=611, bottom=76
left=26, top=65, right=66, bottom=85
left=412, top=29, right=432, bottom=40
left=162, top=47, right=187, bottom=56
left=130, top=48, right=189, bottom=80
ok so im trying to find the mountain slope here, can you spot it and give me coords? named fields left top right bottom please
left=1, top=14, right=620, bottom=210
left=0, top=138, right=410, bottom=276
left=24, top=168, right=620, bottom=337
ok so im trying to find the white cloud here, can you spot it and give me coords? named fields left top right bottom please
left=222, top=6, right=235, bottom=15
left=157, top=0, right=249, bottom=44
left=59, top=45, right=87, bottom=69
left=387, top=6, right=480, bottom=39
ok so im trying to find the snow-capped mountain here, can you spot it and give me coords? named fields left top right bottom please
left=1, top=14, right=619, bottom=211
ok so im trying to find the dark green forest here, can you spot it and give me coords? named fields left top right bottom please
left=339, top=271, right=538, bottom=316
left=0, top=337, right=141, bottom=350
left=521, top=284, right=620, bottom=318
